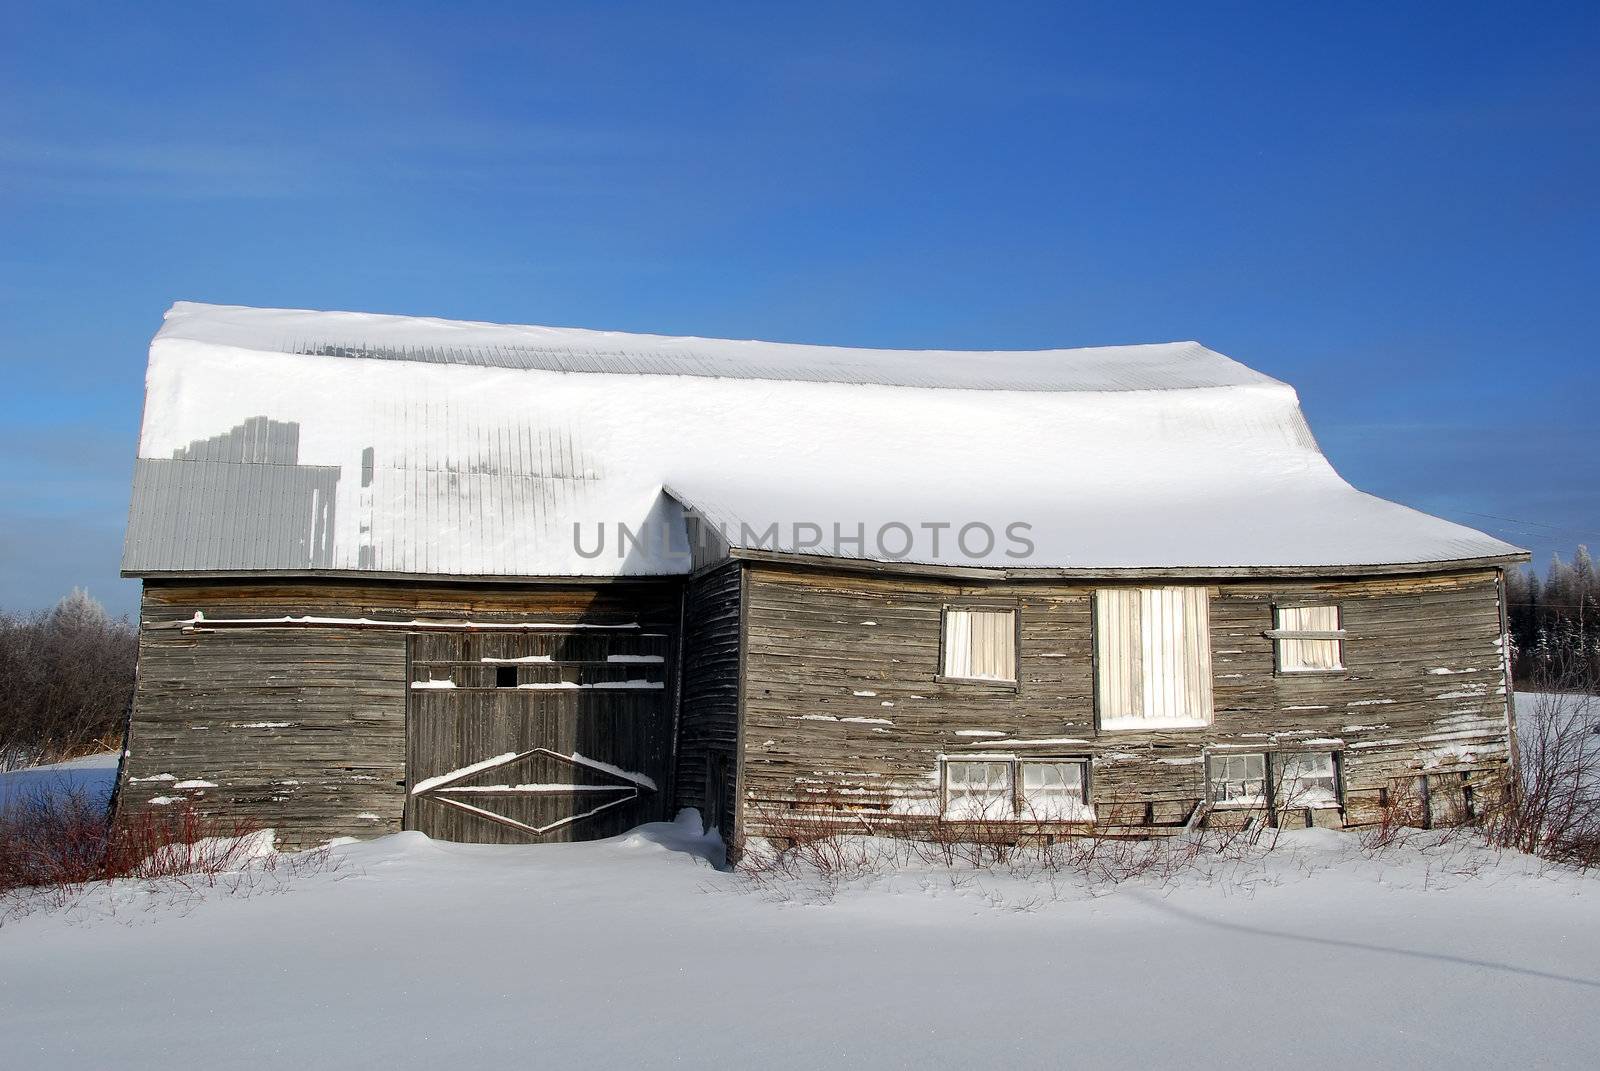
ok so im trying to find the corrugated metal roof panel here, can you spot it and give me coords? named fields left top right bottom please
left=125, top=459, right=340, bottom=572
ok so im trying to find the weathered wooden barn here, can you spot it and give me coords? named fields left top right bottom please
left=117, top=302, right=1527, bottom=848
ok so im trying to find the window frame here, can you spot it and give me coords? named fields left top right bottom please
left=1205, top=749, right=1345, bottom=810
left=1017, top=758, right=1094, bottom=821
left=939, top=755, right=1093, bottom=821
left=1205, top=751, right=1270, bottom=809
left=936, top=600, right=1022, bottom=688
left=941, top=756, right=1017, bottom=819
left=1092, top=586, right=1215, bottom=732
left=1267, top=602, right=1347, bottom=676
left=1272, top=750, right=1344, bottom=810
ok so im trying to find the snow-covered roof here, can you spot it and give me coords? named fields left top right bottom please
left=123, top=301, right=1523, bottom=579
left=156, top=301, right=1275, bottom=393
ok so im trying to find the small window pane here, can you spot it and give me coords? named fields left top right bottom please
left=1277, top=752, right=1340, bottom=808
left=1208, top=752, right=1268, bottom=807
left=942, top=609, right=1016, bottom=682
left=1019, top=761, right=1091, bottom=821
left=944, top=760, right=1014, bottom=819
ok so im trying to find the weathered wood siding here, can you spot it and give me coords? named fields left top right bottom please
left=120, top=579, right=676, bottom=848
left=737, top=563, right=1512, bottom=838
left=672, top=561, right=744, bottom=837
left=406, top=624, right=674, bottom=844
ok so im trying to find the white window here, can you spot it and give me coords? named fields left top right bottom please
left=943, top=757, right=1093, bottom=821
left=1208, top=752, right=1267, bottom=807
left=1275, top=752, right=1341, bottom=808
left=943, top=760, right=1013, bottom=819
left=1095, top=587, right=1213, bottom=729
left=941, top=608, right=1017, bottom=683
left=1271, top=605, right=1345, bottom=672
left=1019, top=760, right=1092, bottom=821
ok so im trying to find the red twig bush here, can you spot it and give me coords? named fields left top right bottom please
left=1, top=790, right=327, bottom=917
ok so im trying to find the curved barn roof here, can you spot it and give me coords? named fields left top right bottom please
left=123, top=301, right=1522, bottom=579
left=156, top=301, right=1277, bottom=393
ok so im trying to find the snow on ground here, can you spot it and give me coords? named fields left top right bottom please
left=1518, top=689, right=1599, bottom=734
left=2, top=815, right=1597, bottom=1069
left=2, top=696, right=1598, bottom=1068
left=0, top=751, right=118, bottom=813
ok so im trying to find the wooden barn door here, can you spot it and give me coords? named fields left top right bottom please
left=405, top=625, right=673, bottom=843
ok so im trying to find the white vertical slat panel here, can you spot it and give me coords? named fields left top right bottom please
left=1183, top=586, right=1214, bottom=719
left=1097, top=586, right=1211, bottom=727
left=1140, top=588, right=1185, bottom=723
left=975, top=610, right=1015, bottom=680
left=943, top=610, right=973, bottom=678
left=1094, top=589, right=1142, bottom=721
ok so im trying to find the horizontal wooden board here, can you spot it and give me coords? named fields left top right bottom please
left=120, top=578, right=677, bottom=848
left=736, top=564, right=1514, bottom=838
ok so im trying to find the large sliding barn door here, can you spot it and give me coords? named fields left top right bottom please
left=406, top=625, right=673, bottom=843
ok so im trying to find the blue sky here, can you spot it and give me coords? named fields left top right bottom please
left=2, top=2, right=1596, bottom=618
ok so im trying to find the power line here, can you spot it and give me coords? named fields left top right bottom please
left=1452, top=510, right=1600, bottom=539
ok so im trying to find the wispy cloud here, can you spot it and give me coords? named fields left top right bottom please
left=0, top=111, right=669, bottom=202
left=0, top=137, right=314, bottom=199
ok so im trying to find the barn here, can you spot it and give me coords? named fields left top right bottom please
left=116, top=301, right=1527, bottom=849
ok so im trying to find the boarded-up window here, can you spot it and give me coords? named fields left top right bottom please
left=944, top=760, right=1013, bottom=819
left=1273, top=605, right=1344, bottom=672
left=941, top=608, right=1017, bottom=682
left=1094, top=587, right=1213, bottom=729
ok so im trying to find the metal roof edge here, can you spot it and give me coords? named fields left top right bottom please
left=723, top=546, right=1530, bottom=580
left=124, top=568, right=685, bottom=586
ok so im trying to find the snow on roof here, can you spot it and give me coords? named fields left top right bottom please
left=157, top=301, right=1276, bottom=393
left=123, top=301, right=1522, bottom=579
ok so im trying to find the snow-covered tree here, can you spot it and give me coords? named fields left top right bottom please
left=1511, top=546, right=1600, bottom=687
left=0, top=590, right=136, bottom=770
left=46, top=587, right=111, bottom=634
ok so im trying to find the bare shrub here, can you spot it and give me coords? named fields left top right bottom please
left=737, top=790, right=1284, bottom=900
left=0, top=590, right=138, bottom=771
left=1356, top=778, right=1430, bottom=852
left=1482, top=684, right=1600, bottom=868
left=1, top=790, right=329, bottom=919
left=736, top=795, right=902, bottom=894
left=0, top=788, right=118, bottom=896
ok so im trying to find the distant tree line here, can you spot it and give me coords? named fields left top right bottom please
left=1506, top=546, right=1600, bottom=688
left=0, top=590, right=137, bottom=771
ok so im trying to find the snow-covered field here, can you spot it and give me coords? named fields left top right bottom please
left=2, top=701, right=1598, bottom=1069
left=0, top=751, right=118, bottom=812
